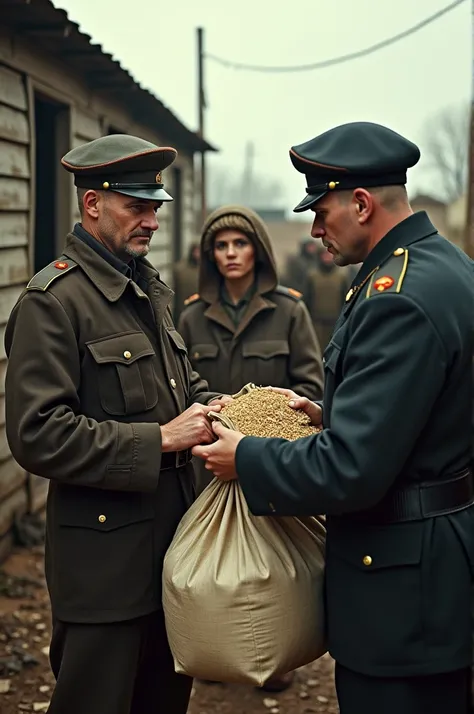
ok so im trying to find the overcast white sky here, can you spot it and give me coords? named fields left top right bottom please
left=54, top=0, right=471, bottom=215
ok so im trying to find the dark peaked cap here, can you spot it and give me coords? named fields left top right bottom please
left=290, top=122, right=420, bottom=213
left=61, top=134, right=177, bottom=202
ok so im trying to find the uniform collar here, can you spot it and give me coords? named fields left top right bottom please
left=220, top=282, right=256, bottom=308
left=63, top=232, right=160, bottom=302
left=354, top=211, right=438, bottom=287
left=73, top=223, right=136, bottom=279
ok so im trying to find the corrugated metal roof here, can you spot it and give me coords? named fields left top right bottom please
left=0, top=0, right=217, bottom=153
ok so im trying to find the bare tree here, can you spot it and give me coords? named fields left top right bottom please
left=421, top=103, right=469, bottom=202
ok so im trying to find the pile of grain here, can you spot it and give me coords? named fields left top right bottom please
left=220, top=388, right=321, bottom=440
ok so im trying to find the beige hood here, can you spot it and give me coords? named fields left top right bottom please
left=198, top=205, right=278, bottom=304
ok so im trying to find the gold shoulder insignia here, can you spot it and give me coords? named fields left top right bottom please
left=26, top=257, right=78, bottom=292
left=287, top=287, right=302, bottom=299
left=276, top=285, right=302, bottom=300
left=183, top=293, right=200, bottom=306
left=366, top=248, right=408, bottom=298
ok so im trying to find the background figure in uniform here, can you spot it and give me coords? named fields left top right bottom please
left=4, top=134, right=228, bottom=714
left=282, top=236, right=319, bottom=304
left=305, top=244, right=352, bottom=352
left=178, top=204, right=323, bottom=471
left=178, top=205, right=324, bottom=691
left=172, top=241, right=200, bottom=322
left=193, top=122, right=474, bottom=714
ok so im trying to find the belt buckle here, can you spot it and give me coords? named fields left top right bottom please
left=175, top=449, right=189, bottom=469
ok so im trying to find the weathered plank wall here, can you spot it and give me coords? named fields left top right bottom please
left=0, top=63, right=29, bottom=556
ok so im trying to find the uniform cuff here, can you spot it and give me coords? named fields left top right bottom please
left=106, top=422, right=162, bottom=492
left=236, top=436, right=276, bottom=516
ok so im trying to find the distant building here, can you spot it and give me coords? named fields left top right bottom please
left=410, top=195, right=450, bottom=238
left=410, top=193, right=467, bottom=249
left=446, top=194, right=467, bottom=249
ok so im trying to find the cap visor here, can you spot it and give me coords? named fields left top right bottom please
left=112, top=187, right=173, bottom=202
left=293, top=190, right=327, bottom=213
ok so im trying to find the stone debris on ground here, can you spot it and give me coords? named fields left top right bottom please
left=0, top=678, right=11, bottom=693
left=219, top=388, right=321, bottom=440
left=263, top=698, right=279, bottom=708
left=0, top=547, right=339, bottom=713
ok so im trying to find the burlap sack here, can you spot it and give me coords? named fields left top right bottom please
left=162, top=478, right=326, bottom=686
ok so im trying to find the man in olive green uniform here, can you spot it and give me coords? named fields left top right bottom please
left=193, top=122, right=474, bottom=714
left=283, top=237, right=320, bottom=303
left=172, top=242, right=200, bottom=322
left=305, top=244, right=352, bottom=351
left=4, top=135, right=228, bottom=714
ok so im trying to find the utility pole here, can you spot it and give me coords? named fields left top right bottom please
left=197, top=27, right=207, bottom=226
left=241, top=141, right=255, bottom=205
left=465, top=0, right=474, bottom=257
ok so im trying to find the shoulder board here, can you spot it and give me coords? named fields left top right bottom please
left=26, top=257, right=78, bottom=292
left=366, top=248, right=409, bottom=298
left=183, top=292, right=201, bottom=306
left=275, top=285, right=302, bottom=301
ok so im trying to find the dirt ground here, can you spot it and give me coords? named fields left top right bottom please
left=0, top=546, right=338, bottom=714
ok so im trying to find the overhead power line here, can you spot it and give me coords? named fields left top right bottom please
left=205, top=0, right=467, bottom=73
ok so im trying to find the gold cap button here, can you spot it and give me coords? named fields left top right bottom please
left=102, top=181, right=110, bottom=190
left=170, top=378, right=177, bottom=389
left=193, top=352, right=200, bottom=359
left=98, top=514, right=106, bottom=523
left=393, top=248, right=404, bottom=256
left=123, top=350, right=132, bottom=359
left=363, top=555, right=372, bottom=566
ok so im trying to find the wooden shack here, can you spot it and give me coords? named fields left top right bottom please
left=0, top=0, right=215, bottom=559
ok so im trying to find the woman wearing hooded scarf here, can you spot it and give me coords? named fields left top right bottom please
left=178, top=205, right=324, bottom=692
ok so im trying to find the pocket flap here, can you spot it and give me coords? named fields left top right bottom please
left=57, top=487, right=154, bottom=532
left=87, top=332, right=154, bottom=365
left=242, top=340, right=290, bottom=360
left=166, top=328, right=188, bottom=353
left=190, top=343, right=219, bottom=359
left=329, top=521, right=423, bottom=570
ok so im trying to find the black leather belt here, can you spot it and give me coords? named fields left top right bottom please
left=160, top=449, right=192, bottom=471
left=346, top=468, right=474, bottom=524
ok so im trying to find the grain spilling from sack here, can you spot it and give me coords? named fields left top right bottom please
left=221, top=387, right=321, bottom=440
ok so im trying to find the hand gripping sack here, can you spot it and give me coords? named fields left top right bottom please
left=162, top=478, right=326, bottom=686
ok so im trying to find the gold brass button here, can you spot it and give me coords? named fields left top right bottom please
left=363, top=555, right=372, bottom=566
left=98, top=514, right=107, bottom=523
left=393, top=247, right=404, bottom=256
left=193, top=352, right=200, bottom=359
left=123, top=350, right=132, bottom=359
left=170, top=378, right=177, bottom=389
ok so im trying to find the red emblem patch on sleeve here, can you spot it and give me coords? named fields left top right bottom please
left=54, top=261, right=69, bottom=270
left=373, top=276, right=394, bottom=292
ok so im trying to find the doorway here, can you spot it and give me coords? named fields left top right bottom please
left=33, top=93, right=70, bottom=273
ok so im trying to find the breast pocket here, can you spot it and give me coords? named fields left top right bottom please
left=242, top=340, right=290, bottom=386
left=86, top=331, right=158, bottom=416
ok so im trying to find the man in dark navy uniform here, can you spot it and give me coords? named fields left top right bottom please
left=194, top=122, right=474, bottom=714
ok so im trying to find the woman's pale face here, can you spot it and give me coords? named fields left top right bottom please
left=213, top=229, right=255, bottom=280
